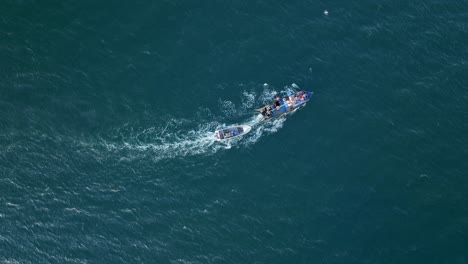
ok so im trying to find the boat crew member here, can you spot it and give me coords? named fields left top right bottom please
left=297, top=92, right=307, bottom=101
left=284, top=97, right=292, bottom=110
left=289, top=94, right=296, bottom=104
left=274, top=97, right=281, bottom=110
left=263, top=105, right=272, bottom=118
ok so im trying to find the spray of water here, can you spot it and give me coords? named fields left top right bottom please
left=87, top=84, right=302, bottom=162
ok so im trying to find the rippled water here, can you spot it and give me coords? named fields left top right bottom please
left=1, top=1, right=467, bottom=263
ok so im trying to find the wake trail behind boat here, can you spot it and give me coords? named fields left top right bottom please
left=81, top=84, right=300, bottom=162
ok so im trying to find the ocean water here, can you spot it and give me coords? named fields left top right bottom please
left=1, top=1, right=468, bottom=263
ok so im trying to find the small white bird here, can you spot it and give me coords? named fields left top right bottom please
left=324, top=10, right=329, bottom=15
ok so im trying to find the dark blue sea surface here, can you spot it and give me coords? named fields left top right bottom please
left=1, top=1, right=468, bottom=263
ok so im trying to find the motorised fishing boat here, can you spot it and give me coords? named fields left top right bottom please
left=259, top=91, right=313, bottom=120
left=215, top=125, right=252, bottom=141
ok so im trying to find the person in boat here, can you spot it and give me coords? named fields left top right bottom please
left=224, top=130, right=233, bottom=138
left=283, top=97, right=292, bottom=111
left=274, top=97, right=281, bottom=110
left=260, top=105, right=272, bottom=117
left=289, top=94, right=296, bottom=105
left=297, top=92, right=307, bottom=101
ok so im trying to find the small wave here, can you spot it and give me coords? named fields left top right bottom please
left=241, top=91, right=256, bottom=109
left=242, top=115, right=287, bottom=146
left=218, top=99, right=237, bottom=118
left=94, top=120, right=226, bottom=162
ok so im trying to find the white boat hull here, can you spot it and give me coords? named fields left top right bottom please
left=215, top=125, right=252, bottom=141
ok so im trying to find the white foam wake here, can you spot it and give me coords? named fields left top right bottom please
left=83, top=83, right=302, bottom=162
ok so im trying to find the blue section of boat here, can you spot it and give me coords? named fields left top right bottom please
left=264, top=91, right=313, bottom=119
